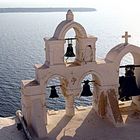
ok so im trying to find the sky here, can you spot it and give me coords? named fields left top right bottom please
left=0, top=0, right=140, bottom=14
left=0, top=0, right=139, bottom=9
left=0, top=0, right=102, bottom=8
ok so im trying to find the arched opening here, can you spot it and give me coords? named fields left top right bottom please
left=118, top=53, right=134, bottom=101
left=118, top=53, right=138, bottom=123
left=119, top=53, right=134, bottom=76
left=54, top=21, right=87, bottom=40
left=45, top=76, right=65, bottom=111
left=64, top=28, right=76, bottom=64
left=75, top=73, right=100, bottom=109
left=52, top=20, right=88, bottom=66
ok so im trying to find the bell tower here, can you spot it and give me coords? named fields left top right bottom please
left=44, top=10, right=97, bottom=66
left=20, top=11, right=140, bottom=139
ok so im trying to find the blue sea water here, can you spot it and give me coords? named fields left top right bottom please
left=0, top=10, right=139, bottom=116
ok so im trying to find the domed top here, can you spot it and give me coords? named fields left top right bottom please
left=66, top=9, right=74, bottom=21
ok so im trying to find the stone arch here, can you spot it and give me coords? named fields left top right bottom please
left=53, top=21, right=87, bottom=40
left=44, top=74, right=67, bottom=110
left=78, top=70, right=103, bottom=87
left=42, top=73, right=68, bottom=97
left=106, top=44, right=140, bottom=99
left=119, top=52, right=134, bottom=76
left=105, top=44, right=140, bottom=68
left=44, top=73, right=66, bottom=86
left=75, top=70, right=103, bottom=98
left=75, top=70, right=105, bottom=115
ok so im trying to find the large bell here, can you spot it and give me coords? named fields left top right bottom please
left=125, top=65, right=135, bottom=76
left=81, top=80, right=93, bottom=96
left=119, top=65, right=140, bottom=101
left=64, top=40, right=75, bottom=57
left=49, top=86, right=59, bottom=98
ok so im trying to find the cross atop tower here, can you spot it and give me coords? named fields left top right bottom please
left=122, top=31, right=131, bottom=46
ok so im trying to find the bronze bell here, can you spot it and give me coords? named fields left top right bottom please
left=64, top=41, right=75, bottom=57
left=119, top=65, right=140, bottom=101
left=49, top=86, right=59, bottom=98
left=81, top=80, right=93, bottom=96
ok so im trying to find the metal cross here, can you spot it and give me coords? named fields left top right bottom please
left=122, top=31, right=131, bottom=45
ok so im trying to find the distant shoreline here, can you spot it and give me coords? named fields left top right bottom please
left=0, top=7, right=96, bottom=13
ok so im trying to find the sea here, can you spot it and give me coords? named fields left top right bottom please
left=0, top=9, right=140, bottom=117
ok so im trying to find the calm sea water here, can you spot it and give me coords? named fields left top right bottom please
left=0, top=10, right=139, bottom=116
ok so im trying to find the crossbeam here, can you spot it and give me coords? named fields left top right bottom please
left=65, top=37, right=77, bottom=40
left=120, top=64, right=140, bottom=68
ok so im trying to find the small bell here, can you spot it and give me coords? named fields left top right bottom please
left=81, top=80, right=93, bottom=96
left=64, top=39, right=75, bottom=57
left=49, top=86, right=59, bottom=98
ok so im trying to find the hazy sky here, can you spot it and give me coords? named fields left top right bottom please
left=0, top=0, right=139, bottom=9
left=0, top=0, right=140, bottom=14
left=0, top=0, right=101, bottom=7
